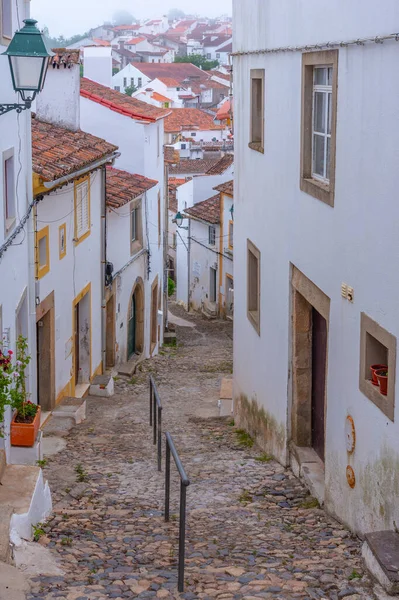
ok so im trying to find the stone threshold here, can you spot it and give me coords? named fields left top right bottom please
left=290, top=444, right=325, bottom=506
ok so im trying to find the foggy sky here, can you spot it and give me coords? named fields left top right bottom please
left=31, top=0, right=232, bottom=38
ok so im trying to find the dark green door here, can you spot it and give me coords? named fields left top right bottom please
left=128, top=294, right=136, bottom=358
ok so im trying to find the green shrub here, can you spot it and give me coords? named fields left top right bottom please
left=168, top=277, right=176, bottom=297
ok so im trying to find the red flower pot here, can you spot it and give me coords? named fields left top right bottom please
left=375, top=369, right=388, bottom=396
left=370, top=364, right=387, bottom=386
left=11, top=406, right=41, bottom=447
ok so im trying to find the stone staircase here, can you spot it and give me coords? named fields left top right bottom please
left=0, top=449, right=52, bottom=564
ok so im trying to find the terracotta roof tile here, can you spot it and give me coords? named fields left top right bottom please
left=164, top=108, right=223, bottom=133
left=81, top=78, right=171, bottom=122
left=214, top=179, right=234, bottom=196
left=216, top=99, right=232, bottom=121
left=152, top=91, right=171, bottom=103
left=31, top=117, right=118, bottom=182
left=205, top=154, right=234, bottom=175
left=169, top=157, right=220, bottom=175
left=50, top=48, right=80, bottom=68
left=106, top=166, right=158, bottom=208
left=134, top=62, right=209, bottom=84
left=184, top=193, right=221, bottom=224
left=164, top=146, right=180, bottom=164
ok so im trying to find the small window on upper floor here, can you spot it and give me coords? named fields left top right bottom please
left=138, top=77, right=142, bottom=87
left=1, top=0, right=12, bottom=41
left=249, top=69, right=265, bottom=154
left=123, top=77, right=127, bottom=87
left=228, top=220, right=233, bottom=250
left=247, top=239, right=260, bottom=335
left=209, top=225, right=216, bottom=246
left=301, top=50, right=338, bottom=207
left=36, top=226, right=50, bottom=279
left=130, top=197, right=143, bottom=256
left=114, top=86, right=120, bottom=92
left=74, top=177, right=91, bottom=244
left=3, top=149, right=15, bottom=236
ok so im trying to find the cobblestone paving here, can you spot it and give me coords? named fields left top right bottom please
left=29, top=306, right=375, bottom=600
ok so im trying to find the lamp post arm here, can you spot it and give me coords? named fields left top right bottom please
left=0, top=101, right=32, bottom=117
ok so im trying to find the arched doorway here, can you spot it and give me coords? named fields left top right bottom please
left=127, top=279, right=144, bottom=360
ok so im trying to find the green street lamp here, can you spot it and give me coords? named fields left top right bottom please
left=173, top=211, right=189, bottom=230
left=1, top=19, right=54, bottom=117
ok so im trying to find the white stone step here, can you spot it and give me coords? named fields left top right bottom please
left=0, top=465, right=52, bottom=543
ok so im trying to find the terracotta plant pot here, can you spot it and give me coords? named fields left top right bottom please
left=10, top=406, right=41, bottom=447
left=375, top=369, right=388, bottom=396
left=370, top=364, right=387, bottom=386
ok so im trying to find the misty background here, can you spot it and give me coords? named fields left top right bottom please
left=31, top=0, right=232, bottom=38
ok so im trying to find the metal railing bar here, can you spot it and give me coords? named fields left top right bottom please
left=149, top=375, right=163, bottom=472
left=165, top=432, right=190, bottom=486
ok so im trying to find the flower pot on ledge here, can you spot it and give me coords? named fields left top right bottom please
left=11, top=406, right=41, bottom=447
left=375, top=369, right=388, bottom=396
left=370, top=364, right=387, bottom=386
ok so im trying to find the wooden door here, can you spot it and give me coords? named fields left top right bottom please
left=106, top=296, right=115, bottom=368
left=128, top=294, right=136, bottom=359
left=36, top=310, right=55, bottom=411
left=74, top=304, right=80, bottom=385
left=311, top=308, right=327, bottom=461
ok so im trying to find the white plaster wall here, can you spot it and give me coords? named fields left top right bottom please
left=36, top=174, right=103, bottom=397
left=176, top=181, right=193, bottom=307
left=0, top=0, right=37, bottom=459
left=80, top=98, right=165, bottom=355
left=192, top=170, right=234, bottom=204
left=84, top=47, right=112, bottom=89
left=112, top=64, right=151, bottom=92
left=36, top=64, right=80, bottom=131
left=233, top=0, right=399, bottom=535
left=190, top=219, right=220, bottom=313
left=181, top=129, right=228, bottom=143
left=220, top=194, right=234, bottom=314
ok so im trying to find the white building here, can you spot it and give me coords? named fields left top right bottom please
left=33, top=51, right=118, bottom=403
left=0, top=3, right=52, bottom=548
left=164, top=108, right=230, bottom=145
left=80, top=77, right=171, bottom=363
left=233, top=0, right=399, bottom=538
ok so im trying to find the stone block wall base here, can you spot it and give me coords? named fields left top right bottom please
left=90, top=375, right=115, bottom=398
left=9, top=431, right=43, bottom=466
left=52, top=398, right=86, bottom=425
left=362, top=532, right=399, bottom=595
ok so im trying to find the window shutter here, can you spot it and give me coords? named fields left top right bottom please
left=76, top=181, right=89, bottom=238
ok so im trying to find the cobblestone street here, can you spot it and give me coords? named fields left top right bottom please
left=29, top=306, right=375, bottom=600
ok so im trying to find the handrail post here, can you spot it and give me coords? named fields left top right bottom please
left=178, top=481, right=187, bottom=593
left=149, top=376, right=153, bottom=426
left=157, top=406, right=162, bottom=472
left=153, top=392, right=157, bottom=445
left=165, top=439, right=170, bottom=522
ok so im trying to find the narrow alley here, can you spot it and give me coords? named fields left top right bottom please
left=28, top=307, right=374, bottom=600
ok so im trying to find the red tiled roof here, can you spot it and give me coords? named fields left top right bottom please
left=169, top=157, right=220, bottom=175
left=50, top=48, right=80, bottom=68
left=168, top=178, right=187, bottom=213
left=157, top=76, right=182, bottom=87
left=31, top=116, right=118, bottom=182
left=152, top=91, right=171, bottom=103
left=164, top=108, right=224, bottom=133
left=203, top=35, right=231, bottom=47
left=137, top=49, right=168, bottom=56
left=126, top=36, right=147, bottom=45
left=92, top=38, right=111, bottom=46
left=216, top=99, right=232, bottom=121
left=205, top=154, right=234, bottom=175
left=134, top=62, right=209, bottom=84
left=214, top=179, right=234, bottom=197
left=184, top=193, right=221, bottom=224
left=106, top=166, right=158, bottom=208
left=164, top=146, right=180, bottom=164
left=81, top=78, right=171, bottom=122
left=112, top=24, right=140, bottom=31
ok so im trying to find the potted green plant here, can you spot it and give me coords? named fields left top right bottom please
left=0, top=347, right=13, bottom=439
left=375, top=369, right=388, bottom=396
left=9, top=337, right=40, bottom=447
left=370, top=364, right=387, bottom=386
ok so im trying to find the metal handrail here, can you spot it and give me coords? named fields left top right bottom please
left=165, top=432, right=190, bottom=593
left=149, top=375, right=162, bottom=472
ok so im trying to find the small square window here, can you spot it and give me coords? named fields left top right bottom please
left=249, top=69, right=265, bottom=153
left=359, top=313, right=396, bottom=421
left=209, top=225, right=216, bottom=246
left=114, top=86, right=121, bottom=92
left=247, top=239, right=260, bottom=335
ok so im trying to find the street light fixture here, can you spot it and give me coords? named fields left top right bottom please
left=230, top=204, right=234, bottom=221
left=173, top=211, right=189, bottom=230
left=1, top=19, right=54, bottom=117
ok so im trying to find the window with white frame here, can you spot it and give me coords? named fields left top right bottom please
left=130, top=77, right=134, bottom=87
left=209, top=225, right=216, bottom=246
left=138, top=77, right=142, bottom=87
left=74, top=178, right=90, bottom=241
left=3, top=149, right=15, bottom=234
left=312, top=67, right=333, bottom=183
left=123, top=77, right=127, bottom=87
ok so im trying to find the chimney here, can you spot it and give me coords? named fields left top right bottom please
left=35, top=49, right=81, bottom=132
left=119, top=40, right=125, bottom=49
left=83, top=46, right=112, bottom=89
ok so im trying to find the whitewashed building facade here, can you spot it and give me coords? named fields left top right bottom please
left=233, top=0, right=399, bottom=536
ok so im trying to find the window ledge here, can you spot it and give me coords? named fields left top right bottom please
left=74, top=229, right=91, bottom=246
left=131, top=240, right=143, bottom=256
left=247, top=310, right=260, bottom=336
left=5, top=217, right=16, bottom=236
left=359, top=379, right=394, bottom=421
left=300, top=177, right=334, bottom=207
left=248, top=142, right=264, bottom=154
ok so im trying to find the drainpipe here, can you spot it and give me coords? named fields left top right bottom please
left=187, top=219, right=191, bottom=312
left=101, top=165, right=107, bottom=374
